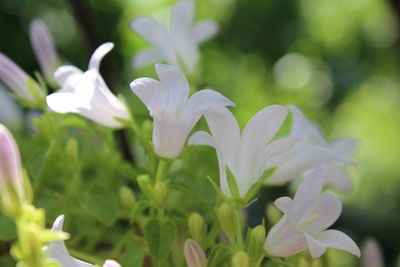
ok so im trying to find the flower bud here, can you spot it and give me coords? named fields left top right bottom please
left=231, top=251, right=249, bottom=267
left=65, top=138, right=79, bottom=163
left=0, top=124, right=25, bottom=216
left=137, top=175, right=153, bottom=199
left=29, top=20, right=59, bottom=87
left=0, top=53, right=45, bottom=108
left=246, top=225, right=266, bottom=262
left=362, top=238, right=384, bottom=267
left=184, top=239, right=207, bottom=267
left=103, top=260, right=122, bottom=267
left=216, top=202, right=236, bottom=238
left=119, top=186, right=136, bottom=207
left=266, top=203, right=282, bottom=225
left=154, top=182, right=168, bottom=208
left=188, top=212, right=204, bottom=243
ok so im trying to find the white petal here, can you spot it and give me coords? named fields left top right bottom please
left=293, top=169, right=324, bottom=222
left=318, top=230, right=361, bottom=257
left=46, top=90, right=80, bottom=113
left=288, top=104, right=310, bottom=140
left=188, top=131, right=215, bottom=147
left=155, top=64, right=190, bottom=111
left=304, top=232, right=327, bottom=258
left=170, top=0, right=195, bottom=30
left=274, top=197, right=293, bottom=214
left=261, top=137, right=297, bottom=165
left=331, top=138, right=358, bottom=156
left=193, top=20, right=219, bottom=43
left=54, top=65, right=83, bottom=91
left=103, top=260, right=121, bottom=267
left=183, top=89, right=234, bottom=120
left=88, top=42, right=114, bottom=71
left=304, top=192, right=342, bottom=233
left=321, top=164, right=352, bottom=193
left=133, top=49, right=164, bottom=69
left=130, top=77, right=162, bottom=111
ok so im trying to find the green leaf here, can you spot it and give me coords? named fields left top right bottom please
left=225, top=166, right=240, bottom=199
left=121, top=237, right=145, bottom=267
left=0, top=214, right=16, bottom=241
left=244, top=167, right=276, bottom=203
left=144, top=218, right=177, bottom=263
left=207, top=244, right=232, bottom=267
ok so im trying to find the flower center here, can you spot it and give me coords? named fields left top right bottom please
left=296, top=213, right=318, bottom=231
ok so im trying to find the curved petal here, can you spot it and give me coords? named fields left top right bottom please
left=46, top=90, right=80, bottom=113
left=131, top=17, right=170, bottom=46
left=188, top=130, right=215, bottom=147
left=321, top=164, right=351, bottom=193
left=170, top=0, right=195, bottom=31
left=261, top=137, right=297, bottom=165
left=155, top=64, right=190, bottom=111
left=133, top=49, right=164, bottom=69
left=130, top=77, right=162, bottom=111
left=361, top=238, right=384, bottom=267
left=288, top=104, right=311, bottom=140
left=103, top=260, right=121, bottom=267
left=274, top=197, right=293, bottom=214
left=318, top=230, right=361, bottom=257
left=304, top=232, right=327, bottom=258
left=54, top=65, right=83, bottom=91
left=331, top=138, right=358, bottom=156
left=293, top=169, right=324, bottom=222
left=88, top=42, right=114, bottom=71
left=194, top=20, right=219, bottom=43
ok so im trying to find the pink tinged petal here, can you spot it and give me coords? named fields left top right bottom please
left=0, top=53, right=35, bottom=102
left=133, top=49, right=164, bottom=69
left=361, top=238, right=384, bottom=267
left=155, top=64, right=190, bottom=110
left=288, top=104, right=311, bottom=140
left=265, top=215, right=307, bottom=257
left=54, top=65, right=83, bottom=91
left=331, top=138, right=358, bottom=156
left=88, top=42, right=114, bottom=71
left=0, top=125, right=23, bottom=194
left=274, top=197, right=293, bottom=214
left=292, top=169, right=324, bottom=222
left=321, top=164, right=351, bottom=193
left=130, top=77, right=163, bottom=111
left=103, top=260, right=122, bottom=267
left=29, top=20, right=58, bottom=83
left=318, top=230, right=361, bottom=257
left=304, top=192, right=342, bottom=233
left=188, top=131, right=215, bottom=147
left=304, top=232, right=327, bottom=258
left=183, top=89, right=234, bottom=120
left=184, top=239, right=207, bottom=267
left=151, top=110, right=192, bottom=159
left=193, top=20, right=219, bottom=43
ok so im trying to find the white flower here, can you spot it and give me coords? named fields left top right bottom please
left=49, top=215, right=122, bottom=267
left=264, top=169, right=360, bottom=259
left=265, top=105, right=356, bottom=188
left=189, top=105, right=296, bottom=198
left=0, top=53, right=45, bottom=108
left=46, top=43, right=130, bottom=128
left=29, top=19, right=60, bottom=86
left=130, top=0, right=218, bottom=74
left=131, top=64, right=233, bottom=159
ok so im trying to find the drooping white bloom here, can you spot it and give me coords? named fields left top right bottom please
left=46, top=43, right=130, bottom=128
left=189, top=105, right=296, bottom=198
left=264, top=169, right=360, bottom=259
left=264, top=105, right=356, bottom=188
left=130, top=64, right=233, bottom=159
left=131, top=0, right=218, bottom=74
left=0, top=53, right=45, bottom=107
left=184, top=239, right=207, bottom=267
left=361, top=238, right=384, bottom=267
left=0, top=124, right=24, bottom=209
left=49, top=215, right=122, bottom=267
left=29, top=19, right=60, bottom=86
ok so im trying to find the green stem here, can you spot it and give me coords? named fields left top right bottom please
left=155, top=159, right=168, bottom=183
left=233, top=208, right=244, bottom=250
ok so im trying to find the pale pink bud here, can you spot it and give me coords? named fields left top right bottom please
left=30, top=20, right=59, bottom=86
left=362, top=238, right=384, bottom=267
left=184, top=239, right=207, bottom=267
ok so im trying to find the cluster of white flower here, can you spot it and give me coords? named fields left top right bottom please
left=0, top=0, right=362, bottom=266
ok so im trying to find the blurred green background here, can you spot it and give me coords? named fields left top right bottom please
left=1, top=0, right=400, bottom=266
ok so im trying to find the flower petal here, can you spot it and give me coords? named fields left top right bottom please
left=193, top=20, right=219, bottom=43
left=133, top=49, right=164, bottom=69
left=304, top=232, right=327, bottom=258
left=46, top=89, right=80, bottom=113
left=318, top=230, right=361, bottom=257
left=54, top=65, right=83, bottom=91
left=130, top=77, right=162, bottom=111
left=184, top=239, right=207, bottom=267
left=274, top=197, right=293, bottom=214
left=103, top=260, right=121, bottom=267
left=292, top=169, right=324, bottom=222
left=321, top=164, right=351, bottom=193
left=88, top=42, right=114, bottom=71
left=331, top=138, right=358, bottom=156
left=261, top=137, right=297, bottom=165
left=188, top=131, right=215, bottom=147
left=170, top=0, right=194, bottom=31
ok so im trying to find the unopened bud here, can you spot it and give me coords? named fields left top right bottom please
left=232, top=251, right=249, bottom=267
left=184, top=239, right=207, bottom=267
left=119, top=186, right=136, bottom=207
left=246, top=225, right=266, bottom=262
left=65, top=139, right=79, bottom=163
left=154, top=182, right=168, bottom=208
left=188, top=212, right=204, bottom=242
left=266, top=203, right=281, bottom=225
left=137, top=175, right=153, bottom=199
left=216, top=202, right=235, bottom=238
